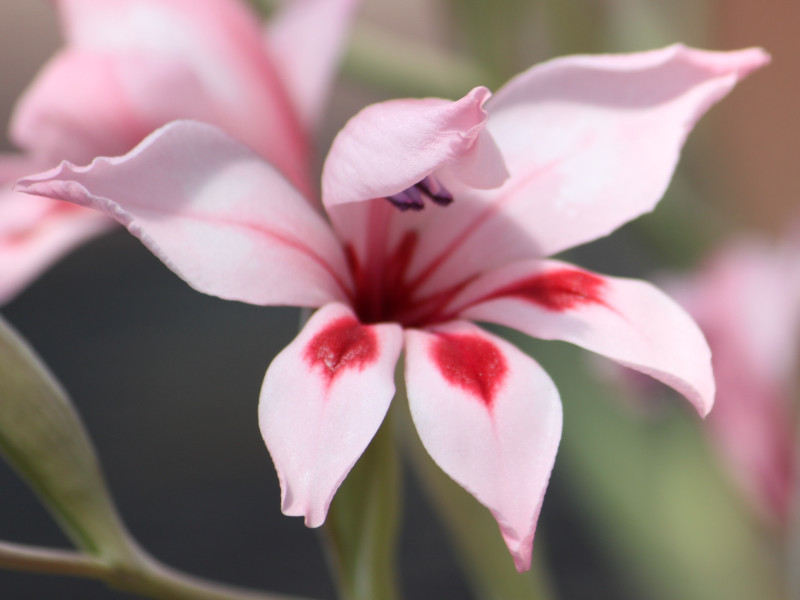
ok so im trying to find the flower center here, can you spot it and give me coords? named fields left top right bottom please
left=386, top=176, right=453, bottom=211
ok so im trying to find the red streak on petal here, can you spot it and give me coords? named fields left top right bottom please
left=304, top=316, right=379, bottom=386
left=431, top=333, right=508, bottom=408
left=492, top=268, right=606, bottom=311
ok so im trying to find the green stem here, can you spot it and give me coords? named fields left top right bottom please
left=342, top=23, right=490, bottom=99
left=322, top=411, right=401, bottom=600
left=0, top=538, right=313, bottom=600
left=0, top=541, right=107, bottom=579
left=107, top=549, right=312, bottom=600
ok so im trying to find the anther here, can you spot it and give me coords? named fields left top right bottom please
left=386, top=176, right=453, bottom=211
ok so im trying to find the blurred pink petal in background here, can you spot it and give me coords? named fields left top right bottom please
left=669, top=234, right=800, bottom=526
left=0, top=0, right=357, bottom=303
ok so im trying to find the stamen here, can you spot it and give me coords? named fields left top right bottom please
left=418, top=176, right=453, bottom=207
left=386, top=176, right=453, bottom=211
left=386, top=185, right=424, bottom=211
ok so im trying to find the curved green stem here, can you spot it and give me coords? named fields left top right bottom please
left=322, top=411, right=402, bottom=600
left=107, top=549, right=312, bottom=600
left=0, top=538, right=313, bottom=600
left=0, top=541, right=107, bottom=579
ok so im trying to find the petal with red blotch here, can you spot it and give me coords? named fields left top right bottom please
left=16, top=121, right=351, bottom=308
left=404, top=322, right=562, bottom=571
left=259, top=303, right=403, bottom=527
left=322, top=86, right=508, bottom=208
left=22, top=0, right=308, bottom=188
left=267, top=0, right=359, bottom=132
left=400, top=45, right=769, bottom=295
left=452, top=259, right=715, bottom=415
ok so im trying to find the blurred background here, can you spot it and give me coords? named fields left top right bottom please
left=1, top=0, right=796, bottom=598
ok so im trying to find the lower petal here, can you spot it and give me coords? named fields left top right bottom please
left=404, top=322, right=562, bottom=571
left=259, top=303, right=403, bottom=527
left=453, top=259, right=715, bottom=415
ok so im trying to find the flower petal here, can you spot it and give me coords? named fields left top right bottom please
left=484, top=44, right=769, bottom=257
left=0, top=186, right=110, bottom=305
left=322, top=86, right=508, bottom=208
left=396, top=45, right=768, bottom=296
left=451, top=260, right=715, bottom=415
left=259, top=303, right=403, bottom=526
left=267, top=0, right=359, bottom=131
left=404, top=322, right=562, bottom=571
left=15, top=121, right=351, bottom=308
left=670, top=239, right=800, bottom=521
left=13, top=0, right=309, bottom=188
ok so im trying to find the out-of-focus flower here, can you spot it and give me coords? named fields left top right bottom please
left=668, top=236, right=800, bottom=526
left=0, top=0, right=356, bottom=303
left=17, top=44, right=766, bottom=570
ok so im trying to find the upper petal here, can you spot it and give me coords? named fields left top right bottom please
left=259, top=302, right=403, bottom=526
left=404, top=322, right=562, bottom=571
left=484, top=44, right=769, bottom=256
left=266, top=0, right=360, bottom=132
left=322, top=86, right=508, bottom=208
left=450, top=260, right=715, bottom=416
left=393, top=45, right=768, bottom=297
left=13, top=0, right=309, bottom=189
left=16, top=121, right=351, bottom=308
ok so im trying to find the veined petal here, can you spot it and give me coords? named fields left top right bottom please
left=267, top=0, right=359, bottom=132
left=398, top=45, right=768, bottom=295
left=484, top=44, right=769, bottom=257
left=259, top=303, right=403, bottom=526
left=405, top=322, right=562, bottom=571
left=322, top=86, right=508, bottom=208
left=16, top=121, right=351, bottom=308
left=15, top=0, right=309, bottom=188
left=452, top=260, right=715, bottom=415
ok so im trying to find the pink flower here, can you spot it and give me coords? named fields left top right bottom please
left=668, top=236, right=800, bottom=526
left=17, top=44, right=767, bottom=570
left=0, top=0, right=356, bottom=303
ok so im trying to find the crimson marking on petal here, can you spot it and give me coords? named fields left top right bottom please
left=431, top=333, right=508, bottom=408
left=304, top=316, right=379, bottom=386
left=492, top=268, right=606, bottom=312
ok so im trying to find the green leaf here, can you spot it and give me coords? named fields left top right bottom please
left=0, top=316, right=136, bottom=564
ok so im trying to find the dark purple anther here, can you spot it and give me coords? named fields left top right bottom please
left=386, top=176, right=453, bottom=211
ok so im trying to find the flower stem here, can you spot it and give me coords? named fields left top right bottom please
left=106, top=549, right=313, bottom=600
left=0, top=541, right=107, bottom=579
left=322, top=411, right=402, bottom=600
left=342, top=23, right=489, bottom=99
left=0, top=538, right=314, bottom=600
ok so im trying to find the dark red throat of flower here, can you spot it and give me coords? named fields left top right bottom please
left=386, top=176, right=453, bottom=211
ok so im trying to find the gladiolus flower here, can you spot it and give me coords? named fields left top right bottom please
left=17, top=44, right=767, bottom=570
left=668, top=237, right=799, bottom=526
left=0, top=0, right=356, bottom=303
